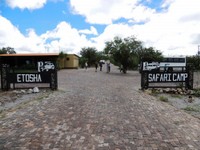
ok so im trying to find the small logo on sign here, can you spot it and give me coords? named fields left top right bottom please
left=38, top=61, right=55, bottom=72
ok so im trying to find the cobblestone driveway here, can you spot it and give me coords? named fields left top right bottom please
left=0, top=66, right=200, bottom=149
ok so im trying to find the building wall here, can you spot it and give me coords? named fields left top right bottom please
left=58, top=54, right=79, bottom=69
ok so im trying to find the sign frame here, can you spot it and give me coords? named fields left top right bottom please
left=1, top=61, right=58, bottom=90
left=141, top=68, right=193, bottom=90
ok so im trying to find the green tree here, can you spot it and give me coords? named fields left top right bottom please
left=80, top=47, right=98, bottom=67
left=104, top=36, right=163, bottom=73
left=57, top=51, right=68, bottom=69
left=58, top=51, right=67, bottom=59
left=0, top=47, right=16, bottom=54
left=187, top=55, right=200, bottom=70
left=138, top=47, right=163, bottom=62
left=96, top=51, right=108, bottom=62
left=104, top=36, right=143, bottom=73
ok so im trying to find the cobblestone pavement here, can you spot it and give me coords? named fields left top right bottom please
left=0, top=65, right=200, bottom=150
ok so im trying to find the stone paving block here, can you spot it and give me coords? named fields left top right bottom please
left=0, top=69, right=200, bottom=149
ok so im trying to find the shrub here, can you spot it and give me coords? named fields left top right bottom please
left=183, top=106, right=199, bottom=112
left=159, top=96, right=168, bottom=102
left=193, top=89, right=200, bottom=97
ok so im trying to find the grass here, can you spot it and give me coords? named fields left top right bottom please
left=0, top=112, right=6, bottom=119
left=151, top=89, right=160, bottom=95
left=159, top=96, right=168, bottom=102
left=193, top=89, right=200, bottom=97
left=170, top=94, right=182, bottom=99
left=183, top=106, right=200, bottom=112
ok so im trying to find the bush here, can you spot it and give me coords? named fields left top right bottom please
left=183, top=106, right=199, bottom=112
left=159, top=96, right=168, bottom=102
left=193, top=89, right=200, bottom=97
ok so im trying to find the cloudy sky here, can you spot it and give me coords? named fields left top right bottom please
left=0, top=0, right=200, bottom=56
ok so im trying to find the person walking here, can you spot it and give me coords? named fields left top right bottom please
left=95, top=62, right=98, bottom=72
left=106, top=60, right=110, bottom=73
left=85, top=62, right=88, bottom=70
left=99, top=62, right=102, bottom=71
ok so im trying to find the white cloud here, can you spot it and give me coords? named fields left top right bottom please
left=161, top=0, right=175, bottom=8
left=128, top=4, right=156, bottom=23
left=0, top=15, right=46, bottom=53
left=0, top=15, right=95, bottom=54
left=0, top=16, right=23, bottom=47
left=1, top=0, right=200, bottom=56
left=79, top=26, right=98, bottom=35
left=41, top=22, right=95, bottom=54
left=91, top=23, right=135, bottom=51
left=70, top=0, right=143, bottom=24
left=90, top=0, right=200, bottom=56
left=135, top=0, right=200, bottom=55
left=6, top=0, right=47, bottom=10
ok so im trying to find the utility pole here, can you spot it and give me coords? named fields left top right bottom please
left=198, top=45, right=200, bottom=55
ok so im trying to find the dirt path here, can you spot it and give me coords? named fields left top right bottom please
left=0, top=66, right=200, bottom=149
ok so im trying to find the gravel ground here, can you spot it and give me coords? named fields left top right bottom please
left=153, top=93, right=200, bottom=119
left=0, top=89, right=51, bottom=112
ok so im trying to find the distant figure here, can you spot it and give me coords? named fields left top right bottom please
left=95, top=62, right=98, bottom=72
left=106, top=60, right=110, bottom=73
left=99, top=62, right=103, bottom=71
left=120, top=65, right=123, bottom=72
left=85, top=62, right=88, bottom=70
